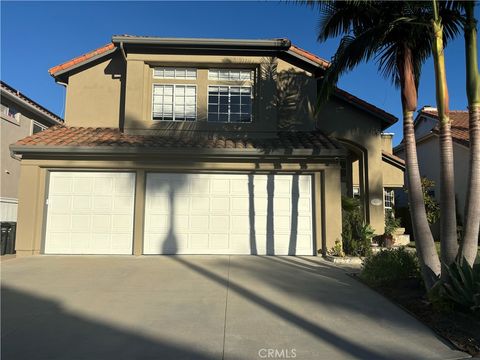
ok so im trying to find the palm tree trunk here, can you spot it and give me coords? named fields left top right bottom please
left=398, top=46, right=441, bottom=289
left=404, top=112, right=441, bottom=288
left=432, top=0, right=458, bottom=276
left=460, top=1, right=480, bottom=267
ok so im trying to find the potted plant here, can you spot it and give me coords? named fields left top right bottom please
left=381, top=209, right=401, bottom=248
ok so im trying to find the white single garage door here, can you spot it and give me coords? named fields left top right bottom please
left=144, top=173, right=314, bottom=255
left=44, top=172, right=135, bottom=254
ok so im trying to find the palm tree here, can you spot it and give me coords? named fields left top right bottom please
left=302, top=1, right=462, bottom=289
left=458, top=1, right=480, bottom=267
left=431, top=0, right=458, bottom=277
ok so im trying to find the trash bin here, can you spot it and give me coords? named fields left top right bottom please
left=1, top=222, right=16, bottom=255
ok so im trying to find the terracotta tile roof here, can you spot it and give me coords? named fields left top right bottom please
left=422, top=109, right=470, bottom=147
left=289, top=44, right=330, bottom=69
left=0, top=81, right=63, bottom=123
left=48, top=43, right=115, bottom=76
left=13, top=126, right=343, bottom=154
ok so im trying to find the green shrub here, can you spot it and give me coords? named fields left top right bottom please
left=328, top=240, right=345, bottom=257
left=341, top=196, right=374, bottom=257
left=361, top=248, right=420, bottom=286
left=384, top=209, right=401, bottom=237
left=433, top=258, right=480, bottom=314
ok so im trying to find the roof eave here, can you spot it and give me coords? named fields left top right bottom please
left=10, top=144, right=347, bottom=158
left=0, top=90, right=62, bottom=125
left=50, top=47, right=118, bottom=79
left=332, top=92, right=398, bottom=129
left=382, top=153, right=405, bottom=170
left=112, top=36, right=291, bottom=50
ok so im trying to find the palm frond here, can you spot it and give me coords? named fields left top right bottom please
left=317, top=24, right=388, bottom=105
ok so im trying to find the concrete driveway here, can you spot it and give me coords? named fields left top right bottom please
left=1, top=256, right=468, bottom=360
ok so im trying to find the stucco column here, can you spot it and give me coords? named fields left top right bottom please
left=133, top=169, right=146, bottom=255
left=15, top=164, right=44, bottom=256
left=321, top=167, right=342, bottom=255
left=366, top=148, right=385, bottom=234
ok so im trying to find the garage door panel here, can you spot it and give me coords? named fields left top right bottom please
left=73, top=178, right=94, bottom=194
left=190, top=178, right=210, bottom=194
left=211, top=179, right=229, bottom=194
left=72, top=196, right=91, bottom=211
left=71, top=215, right=91, bottom=232
left=210, top=216, right=229, bottom=233
left=211, top=197, right=230, bottom=212
left=45, top=172, right=135, bottom=255
left=48, top=214, right=71, bottom=231
left=92, top=197, right=113, bottom=211
left=190, top=215, right=209, bottom=232
left=274, top=198, right=291, bottom=214
left=144, top=173, right=314, bottom=255
left=149, top=196, right=169, bottom=212
left=231, top=197, right=249, bottom=213
left=49, top=177, right=73, bottom=195
left=113, top=196, right=135, bottom=212
left=92, top=215, right=111, bottom=232
left=209, top=234, right=229, bottom=249
left=190, top=197, right=210, bottom=212
left=189, top=233, right=209, bottom=248
left=49, top=196, right=72, bottom=211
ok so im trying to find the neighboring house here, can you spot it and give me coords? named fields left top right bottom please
left=394, top=106, right=470, bottom=222
left=1, top=81, right=63, bottom=223
left=10, top=36, right=404, bottom=256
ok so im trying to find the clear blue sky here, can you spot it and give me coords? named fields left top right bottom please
left=1, top=1, right=478, bottom=145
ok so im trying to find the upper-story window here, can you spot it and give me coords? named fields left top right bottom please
left=152, top=84, right=196, bottom=121
left=208, top=86, right=252, bottom=123
left=32, top=121, right=47, bottom=135
left=153, top=67, right=197, bottom=80
left=207, top=69, right=253, bottom=123
left=208, top=69, right=253, bottom=81
left=1, top=104, right=20, bottom=120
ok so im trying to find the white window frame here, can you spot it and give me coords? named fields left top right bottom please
left=153, top=67, right=197, bottom=80
left=152, top=84, right=197, bottom=122
left=31, top=120, right=47, bottom=135
left=208, top=68, right=253, bottom=81
left=1, top=104, right=20, bottom=123
left=207, top=85, right=253, bottom=123
left=384, top=189, right=395, bottom=210
left=353, top=186, right=360, bottom=198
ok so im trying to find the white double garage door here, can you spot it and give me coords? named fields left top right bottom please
left=45, top=172, right=315, bottom=255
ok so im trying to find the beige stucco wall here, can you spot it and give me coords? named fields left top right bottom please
left=14, top=157, right=341, bottom=256
left=64, top=55, right=125, bottom=128
left=382, top=161, right=404, bottom=188
left=64, top=53, right=318, bottom=135
left=316, top=97, right=386, bottom=234
left=1, top=97, right=58, bottom=221
left=381, top=134, right=393, bottom=153
left=123, top=55, right=317, bottom=136
left=1, top=114, right=31, bottom=200
left=405, top=136, right=470, bottom=220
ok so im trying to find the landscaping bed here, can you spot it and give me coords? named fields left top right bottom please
left=365, top=276, right=480, bottom=356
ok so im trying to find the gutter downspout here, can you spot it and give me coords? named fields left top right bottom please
left=119, top=42, right=127, bottom=62
left=119, top=42, right=127, bottom=132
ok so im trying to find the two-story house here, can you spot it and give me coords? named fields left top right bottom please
left=10, top=36, right=404, bottom=256
left=394, top=106, right=470, bottom=225
left=1, top=81, right=63, bottom=223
